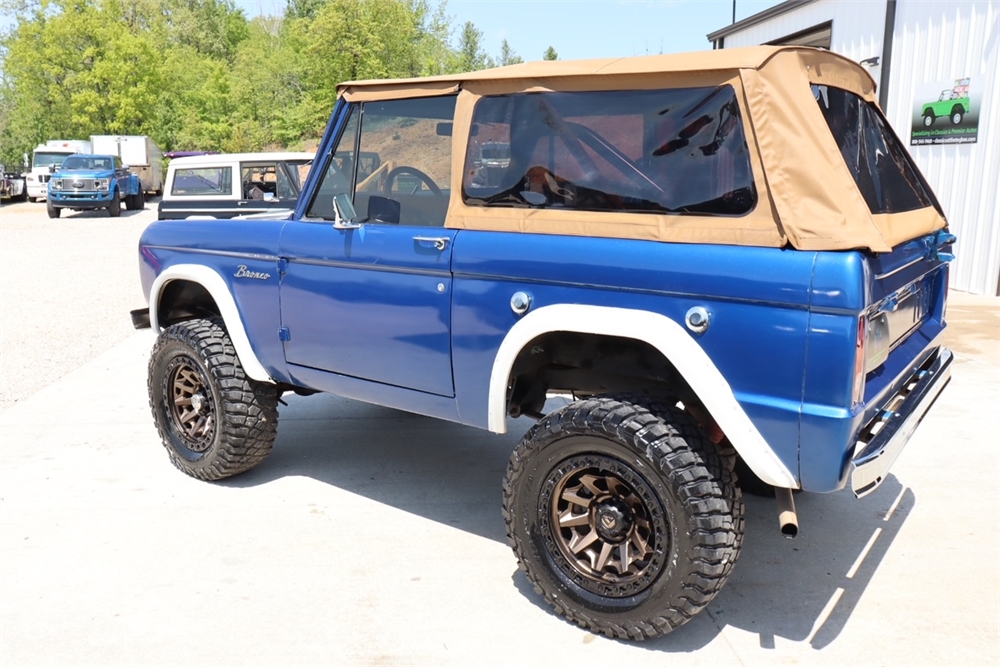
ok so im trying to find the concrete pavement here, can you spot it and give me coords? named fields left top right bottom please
left=1, top=294, right=997, bottom=665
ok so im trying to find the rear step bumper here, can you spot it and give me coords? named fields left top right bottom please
left=851, top=347, right=953, bottom=497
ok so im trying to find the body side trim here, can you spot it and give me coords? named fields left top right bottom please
left=149, top=264, right=274, bottom=383
left=487, top=304, right=798, bottom=488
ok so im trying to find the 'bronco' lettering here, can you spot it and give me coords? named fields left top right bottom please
left=234, top=265, right=270, bottom=280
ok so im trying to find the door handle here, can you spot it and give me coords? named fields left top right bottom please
left=413, top=236, right=450, bottom=251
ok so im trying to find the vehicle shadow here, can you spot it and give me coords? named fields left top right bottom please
left=225, top=392, right=914, bottom=650
left=60, top=207, right=147, bottom=219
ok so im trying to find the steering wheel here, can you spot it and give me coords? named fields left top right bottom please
left=382, top=166, right=444, bottom=197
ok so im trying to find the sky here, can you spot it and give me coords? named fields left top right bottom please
left=230, top=0, right=787, bottom=61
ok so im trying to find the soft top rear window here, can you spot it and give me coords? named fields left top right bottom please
left=463, top=86, right=756, bottom=217
left=813, top=85, right=938, bottom=215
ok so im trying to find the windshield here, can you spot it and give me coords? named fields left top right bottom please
left=60, top=156, right=113, bottom=171
left=33, top=152, right=73, bottom=169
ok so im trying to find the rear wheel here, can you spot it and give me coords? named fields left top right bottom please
left=503, top=395, right=744, bottom=640
left=951, top=107, right=964, bottom=124
left=148, top=318, right=279, bottom=480
left=46, top=199, right=60, bottom=218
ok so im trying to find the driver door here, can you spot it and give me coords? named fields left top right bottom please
left=279, top=96, right=459, bottom=397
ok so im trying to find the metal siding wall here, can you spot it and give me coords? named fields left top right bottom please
left=885, top=0, right=999, bottom=295
left=721, top=1, right=887, bottom=87
left=720, top=0, right=1000, bottom=295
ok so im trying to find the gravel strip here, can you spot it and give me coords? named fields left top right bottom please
left=0, top=200, right=157, bottom=408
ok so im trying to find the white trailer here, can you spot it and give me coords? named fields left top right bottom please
left=90, top=135, right=164, bottom=195
left=24, top=139, right=92, bottom=201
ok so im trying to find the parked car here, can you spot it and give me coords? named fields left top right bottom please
left=157, top=152, right=314, bottom=219
left=131, top=46, right=953, bottom=640
left=46, top=153, right=144, bottom=217
left=0, top=164, right=27, bottom=202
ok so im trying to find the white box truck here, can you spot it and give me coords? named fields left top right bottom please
left=90, top=135, right=164, bottom=196
left=24, top=139, right=92, bottom=201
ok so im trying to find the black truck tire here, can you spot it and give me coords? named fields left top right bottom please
left=503, top=395, right=744, bottom=640
left=148, top=318, right=279, bottom=481
left=46, top=199, right=60, bottom=218
left=108, top=189, right=121, bottom=217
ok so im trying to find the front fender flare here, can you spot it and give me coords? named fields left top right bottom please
left=149, top=264, right=274, bottom=384
left=487, top=304, right=798, bottom=488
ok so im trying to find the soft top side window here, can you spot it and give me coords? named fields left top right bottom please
left=463, top=86, right=756, bottom=217
left=813, top=85, right=937, bottom=215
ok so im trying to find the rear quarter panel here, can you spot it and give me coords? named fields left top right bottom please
left=451, top=230, right=818, bottom=481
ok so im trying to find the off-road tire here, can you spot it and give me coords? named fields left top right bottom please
left=923, top=112, right=935, bottom=127
left=950, top=107, right=964, bottom=125
left=108, top=189, right=121, bottom=217
left=148, top=318, right=278, bottom=480
left=125, top=192, right=137, bottom=210
left=503, top=395, right=744, bottom=640
left=46, top=199, right=60, bottom=218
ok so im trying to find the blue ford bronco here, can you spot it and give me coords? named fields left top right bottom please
left=47, top=153, right=144, bottom=218
left=131, top=46, right=954, bottom=640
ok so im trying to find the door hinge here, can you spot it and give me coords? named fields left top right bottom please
left=278, top=327, right=291, bottom=342
left=277, top=257, right=289, bottom=274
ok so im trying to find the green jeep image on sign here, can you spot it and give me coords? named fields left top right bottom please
left=921, top=79, right=971, bottom=126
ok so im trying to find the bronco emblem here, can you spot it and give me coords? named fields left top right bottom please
left=234, top=265, right=271, bottom=280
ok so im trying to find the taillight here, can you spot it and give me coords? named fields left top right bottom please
left=853, top=315, right=866, bottom=406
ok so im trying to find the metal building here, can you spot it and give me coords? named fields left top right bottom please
left=709, top=0, right=999, bottom=295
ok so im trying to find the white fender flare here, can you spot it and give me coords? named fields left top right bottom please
left=149, top=264, right=274, bottom=384
left=487, top=304, right=798, bottom=488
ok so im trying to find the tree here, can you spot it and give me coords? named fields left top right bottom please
left=543, top=45, right=558, bottom=60
left=456, top=20, right=491, bottom=71
left=498, top=38, right=522, bottom=66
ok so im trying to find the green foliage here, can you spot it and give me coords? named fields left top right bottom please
left=0, top=0, right=515, bottom=166
left=543, top=45, right=558, bottom=60
left=455, top=20, right=491, bottom=72
left=498, top=38, right=522, bottom=67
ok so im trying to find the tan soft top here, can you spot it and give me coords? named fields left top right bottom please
left=338, top=46, right=945, bottom=252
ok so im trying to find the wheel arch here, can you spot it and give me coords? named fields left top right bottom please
left=487, top=304, right=798, bottom=488
left=149, top=264, right=274, bottom=384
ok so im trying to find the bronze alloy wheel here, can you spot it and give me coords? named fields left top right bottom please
left=167, top=356, right=215, bottom=453
left=149, top=319, right=278, bottom=480
left=540, top=454, right=668, bottom=598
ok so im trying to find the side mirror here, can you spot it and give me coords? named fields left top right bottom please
left=23, top=153, right=29, bottom=169
left=48, top=164, right=57, bottom=173
left=332, top=192, right=362, bottom=229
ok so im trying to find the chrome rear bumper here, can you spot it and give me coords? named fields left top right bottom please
left=851, top=347, right=953, bottom=497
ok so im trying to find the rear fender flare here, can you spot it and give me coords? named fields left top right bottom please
left=149, top=264, right=273, bottom=384
left=487, top=304, right=798, bottom=488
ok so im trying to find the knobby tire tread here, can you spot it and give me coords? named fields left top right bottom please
left=149, top=318, right=278, bottom=480
left=503, top=394, right=744, bottom=640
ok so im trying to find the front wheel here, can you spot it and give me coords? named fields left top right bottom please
left=46, top=199, right=60, bottom=218
left=27, top=196, right=37, bottom=203
left=148, top=318, right=278, bottom=480
left=503, top=396, right=744, bottom=640
left=108, top=189, right=121, bottom=217
left=923, top=112, right=935, bottom=127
